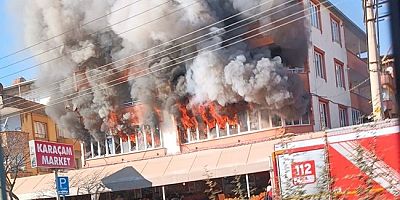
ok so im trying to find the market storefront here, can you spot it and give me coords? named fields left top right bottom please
left=39, top=171, right=270, bottom=200
left=15, top=140, right=274, bottom=200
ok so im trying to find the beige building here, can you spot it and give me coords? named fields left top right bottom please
left=0, top=83, right=82, bottom=178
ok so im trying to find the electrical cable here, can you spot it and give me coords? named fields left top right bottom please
left=2, top=0, right=343, bottom=120
left=0, top=0, right=154, bottom=61
left=1, top=0, right=298, bottom=105
left=4, top=0, right=304, bottom=110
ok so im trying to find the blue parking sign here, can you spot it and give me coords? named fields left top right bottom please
left=56, top=176, right=69, bottom=196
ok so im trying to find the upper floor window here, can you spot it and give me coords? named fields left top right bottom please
left=285, top=112, right=310, bottom=126
left=314, top=47, right=326, bottom=79
left=339, top=106, right=348, bottom=127
left=331, top=16, right=341, bottom=44
left=56, top=125, right=68, bottom=138
left=334, top=59, right=345, bottom=89
left=34, top=121, right=48, bottom=138
left=319, top=100, right=330, bottom=129
left=309, top=0, right=321, bottom=29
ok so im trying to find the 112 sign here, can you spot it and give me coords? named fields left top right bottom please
left=291, top=160, right=316, bottom=185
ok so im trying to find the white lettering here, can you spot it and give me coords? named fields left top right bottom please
left=41, top=155, right=72, bottom=166
left=48, top=156, right=54, bottom=165
left=36, top=143, right=73, bottom=156
left=42, top=155, right=48, bottom=164
left=66, top=147, right=72, bottom=155
left=37, top=144, right=43, bottom=153
left=47, top=145, right=52, bottom=154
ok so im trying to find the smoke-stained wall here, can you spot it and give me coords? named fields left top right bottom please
left=12, top=0, right=310, bottom=143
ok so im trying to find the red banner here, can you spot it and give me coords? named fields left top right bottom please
left=29, top=140, right=75, bottom=169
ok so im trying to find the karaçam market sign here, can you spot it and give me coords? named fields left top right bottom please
left=29, top=140, right=75, bottom=169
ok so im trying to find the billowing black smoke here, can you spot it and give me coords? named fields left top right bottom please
left=14, top=0, right=310, bottom=142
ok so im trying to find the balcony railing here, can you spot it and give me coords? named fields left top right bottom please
left=287, top=67, right=305, bottom=73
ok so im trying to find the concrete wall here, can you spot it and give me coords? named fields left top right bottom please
left=307, top=0, right=353, bottom=130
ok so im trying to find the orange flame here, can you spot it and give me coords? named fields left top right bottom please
left=177, top=101, right=239, bottom=132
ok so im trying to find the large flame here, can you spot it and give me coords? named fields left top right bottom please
left=177, top=101, right=239, bottom=137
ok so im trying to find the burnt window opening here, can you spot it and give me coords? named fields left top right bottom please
left=85, top=124, right=163, bottom=158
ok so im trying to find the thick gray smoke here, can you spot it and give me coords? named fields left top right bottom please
left=13, top=0, right=310, bottom=142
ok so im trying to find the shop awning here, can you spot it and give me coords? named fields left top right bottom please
left=14, top=140, right=274, bottom=199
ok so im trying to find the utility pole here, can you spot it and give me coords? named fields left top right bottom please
left=0, top=84, right=8, bottom=200
left=364, top=0, right=384, bottom=120
left=54, top=169, right=61, bottom=200
left=389, top=0, right=400, bottom=112
left=0, top=142, right=7, bottom=200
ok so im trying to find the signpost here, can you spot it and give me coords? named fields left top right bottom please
left=29, top=140, right=75, bottom=199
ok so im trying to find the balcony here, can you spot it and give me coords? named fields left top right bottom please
left=350, top=91, right=372, bottom=114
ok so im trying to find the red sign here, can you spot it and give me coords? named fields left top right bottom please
left=291, top=160, right=316, bottom=185
left=29, top=140, right=75, bottom=169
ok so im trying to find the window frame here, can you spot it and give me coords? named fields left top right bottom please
left=309, top=0, right=322, bottom=31
left=330, top=13, right=342, bottom=45
left=338, top=105, right=348, bottom=127
left=314, top=46, right=327, bottom=80
left=56, top=124, right=67, bottom=139
left=284, top=112, right=311, bottom=126
left=318, top=99, right=331, bottom=129
left=334, top=58, right=346, bottom=89
left=33, top=121, right=48, bottom=139
left=351, top=108, right=363, bottom=125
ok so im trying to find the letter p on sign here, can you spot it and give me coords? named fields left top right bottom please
left=56, top=176, right=70, bottom=195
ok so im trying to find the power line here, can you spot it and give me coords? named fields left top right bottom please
left=1, top=0, right=296, bottom=106
left=5, top=0, right=303, bottom=110
left=0, top=0, right=145, bottom=61
left=0, top=0, right=199, bottom=79
left=2, top=0, right=343, bottom=120
left=0, top=0, right=173, bottom=71
left=5, top=0, right=317, bottom=114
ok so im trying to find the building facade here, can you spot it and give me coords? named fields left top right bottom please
left=0, top=83, right=82, bottom=178
left=11, top=1, right=392, bottom=199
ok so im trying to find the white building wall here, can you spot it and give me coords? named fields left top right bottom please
left=307, top=1, right=352, bottom=131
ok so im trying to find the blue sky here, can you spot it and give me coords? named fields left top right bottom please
left=0, top=0, right=393, bottom=87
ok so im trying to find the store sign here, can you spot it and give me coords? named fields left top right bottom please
left=291, top=160, right=316, bottom=185
left=29, top=140, right=75, bottom=169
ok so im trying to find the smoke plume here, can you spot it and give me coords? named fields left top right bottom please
left=13, top=0, right=310, bottom=143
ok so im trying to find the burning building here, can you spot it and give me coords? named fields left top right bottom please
left=15, top=0, right=310, bottom=154
left=9, top=0, right=373, bottom=199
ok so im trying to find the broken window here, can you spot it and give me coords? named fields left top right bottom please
left=106, top=136, right=114, bottom=155
left=153, top=126, right=162, bottom=148
left=92, top=141, right=99, bottom=157
left=249, top=110, right=259, bottom=131
left=271, top=115, right=282, bottom=127
left=260, top=109, right=271, bottom=129
left=219, top=123, right=228, bottom=137
left=238, top=111, right=248, bottom=132
left=114, top=135, right=121, bottom=154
